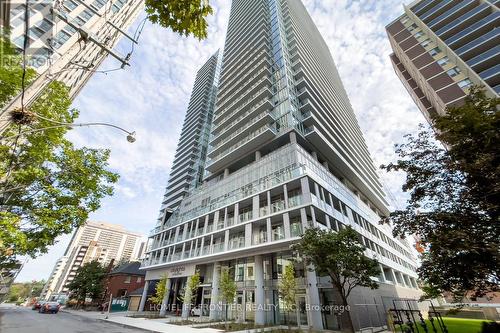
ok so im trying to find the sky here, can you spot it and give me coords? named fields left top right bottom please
left=15, top=0, right=426, bottom=282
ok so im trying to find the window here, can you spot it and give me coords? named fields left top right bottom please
left=420, top=39, right=431, bottom=47
left=446, top=67, right=461, bottom=78
left=137, top=276, right=142, bottom=283
left=458, top=78, right=472, bottom=89
left=124, top=276, right=131, bottom=283
left=407, top=23, right=418, bottom=31
left=428, top=47, right=441, bottom=57
left=414, top=31, right=424, bottom=38
left=118, top=289, right=127, bottom=297
left=437, top=56, right=449, bottom=66
left=401, top=15, right=409, bottom=24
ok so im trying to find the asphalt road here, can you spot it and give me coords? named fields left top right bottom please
left=0, top=304, right=147, bottom=333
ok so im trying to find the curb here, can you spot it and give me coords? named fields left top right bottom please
left=60, top=309, right=162, bottom=333
left=98, top=318, right=163, bottom=333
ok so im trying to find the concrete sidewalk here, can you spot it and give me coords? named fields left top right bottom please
left=61, top=309, right=223, bottom=333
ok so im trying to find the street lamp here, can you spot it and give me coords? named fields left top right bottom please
left=2, top=111, right=136, bottom=143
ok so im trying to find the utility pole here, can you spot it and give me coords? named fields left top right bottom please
left=0, top=0, right=139, bottom=135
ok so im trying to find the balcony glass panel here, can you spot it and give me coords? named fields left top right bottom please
left=428, top=0, right=475, bottom=29
left=466, top=45, right=500, bottom=68
left=445, top=12, right=500, bottom=46
left=436, top=3, right=490, bottom=36
left=479, top=64, right=500, bottom=80
left=456, top=28, right=500, bottom=56
left=420, top=0, right=453, bottom=21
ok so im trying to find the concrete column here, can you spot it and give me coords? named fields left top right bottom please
left=322, top=161, right=329, bottom=171
left=390, top=268, right=398, bottom=285
left=283, top=213, right=291, bottom=239
left=300, top=177, right=310, bottom=200
left=300, top=208, right=309, bottom=230
left=325, top=214, right=331, bottom=229
left=224, top=168, right=230, bottom=178
left=209, top=263, right=221, bottom=320
left=139, top=280, right=150, bottom=312
left=254, top=255, right=265, bottom=325
left=234, top=202, right=239, bottom=224
left=245, top=223, right=252, bottom=247
left=174, top=227, right=180, bottom=242
left=224, top=229, right=230, bottom=251
left=255, top=150, right=261, bottom=161
left=181, top=243, right=186, bottom=259
left=252, top=195, right=259, bottom=218
left=289, top=131, right=297, bottom=144
left=311, top=151, right=318, bottom=161
left=160, top=278, right=171, bottom=316
left=306, top=268, right=323, bottom=330
left=213, top=211, right=219, bottom=230
left=283, top=184, right=289, bottom=209
left=310, top=206, right=317, bottom=226
left=266, top=218, right=272, bottom=243
left=182, top=225, right=188, bottom=240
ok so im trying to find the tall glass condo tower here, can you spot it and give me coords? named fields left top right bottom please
left=142, top=0, right=421, bottom=330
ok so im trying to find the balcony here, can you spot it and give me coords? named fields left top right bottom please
left=436, top=3, right=490, bottom=39
left=206, top=124, right=277, bottom=172
left=456, top=27, right=500, bottom=60
left=445, top=12, right=500, bottom=49
left=466, top=45, right=500, bottom=72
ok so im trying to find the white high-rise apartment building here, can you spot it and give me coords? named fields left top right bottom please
left=40, top=221, right=144, bottom=300
left=141, top=0, right=422, bottom=330
left=0, top=0, right=143, bottom=132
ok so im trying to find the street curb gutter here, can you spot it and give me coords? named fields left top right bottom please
left=60, top=309, right=162, bottom=333
left=98, top=318, right=162, bottom=333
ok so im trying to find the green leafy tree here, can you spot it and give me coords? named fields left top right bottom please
left=278, top=263, right=297, bottom=329
left=150, top=274, right=169, bottom=314
left=381, top=88, right=499, bottom=301
left=0, top=42, right=118, bottom=270
left=145, top=0, right=213, bottom=39
left=67, top=260, right=107, bottom=307
left=0, top=35, right=36, bottom=108
left=6, top=280, right=45, bottom=303
left=292, top=227, right=380, bottom=333
left=219, top=267, right=237, bottom=329
left=180, top=270, right=201, bottom=319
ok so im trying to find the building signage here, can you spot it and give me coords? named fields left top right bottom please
left=169, top=264, right=196, bottom=277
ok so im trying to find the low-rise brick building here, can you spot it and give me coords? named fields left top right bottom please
left=104, top=261, right=145, bottom=300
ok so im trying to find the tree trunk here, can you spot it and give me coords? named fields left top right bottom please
left=225, top=304, right=229, bottom=331
left=340, top=295, right=355, bottom=333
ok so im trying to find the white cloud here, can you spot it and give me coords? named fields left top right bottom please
left=18, top=0, right=426, bottom=281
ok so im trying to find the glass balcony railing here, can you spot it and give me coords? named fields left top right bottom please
left=479, top=64, right=500, bottom=81
left=456, top=27, right=500, bottom=57
left=428, top=0, right=475, bottom=29
left=436, top=3, right=490, bottom=37
left=445, top=12, right=500, bottom=47
left=239, top=211, right=253, bottom=223
left=290, top=222, right=303, bottom=237
left=420, top=0, right=453, bottom=22
left=466, top=45, right=500, bottom=68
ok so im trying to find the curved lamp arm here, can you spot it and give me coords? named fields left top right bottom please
left=1, top=122, right=136, bottom=143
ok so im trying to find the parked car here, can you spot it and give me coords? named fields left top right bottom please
left=32, top=301, right=45, bottom=310
left=39, top=301, right=60, bottom=314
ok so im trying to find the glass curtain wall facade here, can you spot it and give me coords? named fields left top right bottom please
left=157, top=51, right=221, bottom=224
left=142, top=0, right=421, bottom=330
left=386, top=0, right=499, bottom=122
